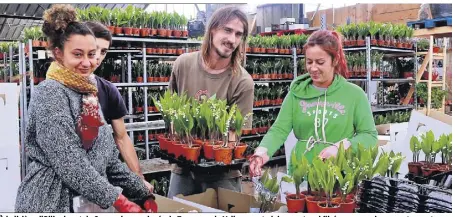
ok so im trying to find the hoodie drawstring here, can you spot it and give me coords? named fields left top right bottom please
left=301, top=90, right=332, bottom=154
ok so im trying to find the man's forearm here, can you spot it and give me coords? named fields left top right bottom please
left=115, top=135, right=144, bottom=179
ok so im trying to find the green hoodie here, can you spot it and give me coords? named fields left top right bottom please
left=259, top=74, right=378, bottom=170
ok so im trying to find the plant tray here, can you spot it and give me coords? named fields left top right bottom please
left=154, top=149, right=247, bottom=174
left=405, top=170, right=452, bottom=186
left=356, top=176, right=452, bottom=213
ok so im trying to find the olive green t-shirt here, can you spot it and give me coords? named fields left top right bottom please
left=168, top=51, right=254, bottom=179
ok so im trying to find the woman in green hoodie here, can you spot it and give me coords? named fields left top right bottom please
left=249, top=30, right=378, bottom=176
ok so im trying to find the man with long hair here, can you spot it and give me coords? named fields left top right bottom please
left=168, top=5, right=254, bottom=197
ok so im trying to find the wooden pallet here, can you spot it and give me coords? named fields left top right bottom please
left=407, top=17, right=452, bottom=29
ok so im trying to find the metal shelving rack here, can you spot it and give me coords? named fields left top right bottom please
left=343, top=37, right=417, bottom=112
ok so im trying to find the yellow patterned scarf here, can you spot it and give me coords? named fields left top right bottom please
left=46, top=61, right=103, bottom=150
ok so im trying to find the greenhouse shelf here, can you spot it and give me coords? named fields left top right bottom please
left=371, top=104, right=414, bottom=112
left=113, top=82, right=169, bottom=87
left=241, top=133, right=266, bottom=139
left=111, top=36, right=202, bottom=44
left=135, top=55, right=179, bottom=59
left=254, top=79, right=293, bottom=83
left=107, top=49, right=142, bottom=53
left=124, top=112, right=162, bottom=119
left=253, top=105, right=281, bottom=111
left=246, top=53, right=293, bottom=58
left=347, top=78, right=367, bottom=81
left=371, top=78, right=415, bottom=82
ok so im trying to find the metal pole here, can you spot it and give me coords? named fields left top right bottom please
left=28, top=39, right=34, bottom=96
left=18, top=43, right=27, bottom=179
left=366, top=36, right=371, bottom=103
left=142, top=45, right=149, bottom=159
left=2, top=52, right=6, bottom=82
left=127, top=43, right=134, bottom=141
left=9, top=45, right=13, bottom=79
left=292, top=47, right=297, bottom=79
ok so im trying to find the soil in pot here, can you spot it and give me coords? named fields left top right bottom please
left=318, top=202, right=341, bottom=213
left=183, top=145, right=201, bottom=164
left=234, top=143, right=248, bottom=159
left=214, top=146, right=234, bottom=165
left=286, top=194, right=306, bottom=213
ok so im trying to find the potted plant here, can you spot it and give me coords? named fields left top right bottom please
left=281, top=149, right=309, bottom=213
left=311, top=158, right=341, bottom=213
left=213, top=103, right=236, bottom=165
left=254, top=168, right=280, bottom=213
left=181, top=14, right=188, bottom=37
left=336, top=25, right=348, bottom=47
left=408, top=135, right=423, bottom=175
left=133, top=90, right=144, bottom=114
left=439, top=133, right=452, bottom=169
left=174, top=103, right=200, bottom=163
left=200, top=99, right=220, bottom=160
left=231, top=106, right=252, bottom=159
left=332, top=146, right=358, bottom=213
left=155, top=11, right=166, bottom=37
left=384, top=23, right=394, bottom=47
left=368, top=21, right=380, bottom=46
left=356, top=22, right=368, bottom=46
left=377, top=24, right=386, bottom=47
left=404, top=26, right=414, bottom=49
left=111, top=8, right=126, bottom=35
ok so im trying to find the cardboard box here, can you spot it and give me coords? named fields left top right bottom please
left=155, top=194, right=201, bottom=213
left=175, top=188, right=285, bottom=213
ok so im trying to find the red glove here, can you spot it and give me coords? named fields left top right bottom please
left=144, top=196, right=158, bottom=213
left=113, top=194, right=144, bottom=213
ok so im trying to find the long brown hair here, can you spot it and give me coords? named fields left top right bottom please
left=201, top=5, right=249, bottom=76
left=303, top=30, right=349, bottom=78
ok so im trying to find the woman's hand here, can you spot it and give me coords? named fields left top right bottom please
left=248, top=147, right=270, bottom=177
left=142, top=179, right=154, bottom=193
left=319, top=139, right=351, bottom=159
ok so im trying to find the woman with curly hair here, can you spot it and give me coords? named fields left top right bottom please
left=14, top=5, right=156, bottom=213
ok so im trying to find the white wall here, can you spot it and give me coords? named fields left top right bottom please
left=0, top=83, right=21, bottom=212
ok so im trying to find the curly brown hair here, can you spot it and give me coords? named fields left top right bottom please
left=42, top=4, right=94, bottom=52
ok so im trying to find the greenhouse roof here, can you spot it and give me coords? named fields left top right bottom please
left=0, top=3, right=149, bottom=41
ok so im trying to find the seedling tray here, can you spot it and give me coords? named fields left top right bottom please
left=356, top=176, right=452, bottom=213
left=154, top=149, right=247, bottom=174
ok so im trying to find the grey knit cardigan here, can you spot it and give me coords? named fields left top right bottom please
left=15, top=80, right=149, bottom=212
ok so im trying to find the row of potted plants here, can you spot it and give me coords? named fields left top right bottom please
left=408, top=131, right=452, bottom=177
left=416, top=83, right=448, bottom=109
left=257, top=143, right=405, bottom=213
left=254, top=84, right=288, bottom=107
left=336, top=22, right=414, bottom=49
left=374, top=110, right=411, bottom=135
left=245, top=59, right=294, bottom=80
left=131, top=88, right=166, bottom=114
left=247, top=34, right=309, bottom=54
left=76, top=5, right=189, bottom=38
left=21, top=26, right=47, bottom=47
left=154, top=91, right=253, bottom=165
left=133, top=61, right=173, bottom=83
